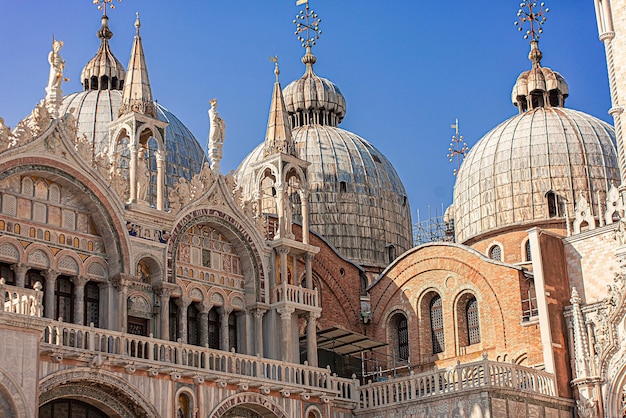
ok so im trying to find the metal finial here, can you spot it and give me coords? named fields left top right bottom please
left=93, top=0, right=122, bottom=16
left=269, top=55, right=280, bottom=82
left=514, top=1, right=549, bottom=41
left=293, top=0, right=322, bottom=49
left=447, top=119, right=469, bottom=177
left=135, top=12, right=141, bottom=36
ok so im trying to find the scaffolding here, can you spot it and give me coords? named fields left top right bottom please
left=413, top=204, right=455, bottom=246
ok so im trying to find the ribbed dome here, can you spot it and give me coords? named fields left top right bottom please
left=60, top=90, right=206, bottom=189
left=237, top=124, right=412, bottom=268
left=282, top=49, right=346, bottom=128
left=453, top=107, right=619, bottom=244
left=80, top=15, right=126, bottom=91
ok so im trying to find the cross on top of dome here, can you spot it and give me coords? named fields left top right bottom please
left=294, top=0, right=322, bottom=49
left=93, top=0, right=122, bottom=17
left=515, top=1, right=549, bottom=42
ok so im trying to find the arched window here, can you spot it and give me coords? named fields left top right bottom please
left=525, top=240, right=532, bottom=262
left=430, top=295, right=444, bottom=354
left=466, top=297, right=480, bottom=345
left=397, top=315, right=409, bottom=361
left=187, top=303, right=199, bottom=346
left=387, top=245, right=397, bottom=264
left=546, top=191, right=558, bottom=218
left=84, top=281, right=100, bottom=327
left=208, top=308, right=220, bottom=349
left=55, top=275, right=74, bottom=323
left=40, top=399, right=107, bottom=418
left=488, top=245, right=502, bottom=261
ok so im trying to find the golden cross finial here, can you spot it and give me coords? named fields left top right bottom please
left=447, top=119, right=469, bottom=177
left=93, top=0, right=122, bottom=16
left=514, top=1, right=549, bottom=41
left=293, top=0, right=322, bottom=49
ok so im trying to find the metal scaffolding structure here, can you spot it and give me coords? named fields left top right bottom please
left=413, top=204, right=455, bottom=246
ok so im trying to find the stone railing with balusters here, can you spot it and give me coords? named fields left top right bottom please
left=1, top=280, right=43, bottom=317
left=356, top=356, right=556, bottom=410
left=271, top=283, right=319, bottom=309
left=40, top=320, right=337, bottom=394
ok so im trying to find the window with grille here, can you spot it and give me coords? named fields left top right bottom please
left=430, top=295, right=445, bottom=354
left=55, top=276, right=74, bottom=323
left=466, top=297, right=480, bottom=345
left=187, top=303, right=199, bottom=346
left=397, top=315, right=409, bottom=360
left=208, top=308, right=221, bottom=349
left=525, top=240, right=532, bottom=262
left=489, top=245, right=502, bottom=261
left=84, top=282, right=99, bottom=327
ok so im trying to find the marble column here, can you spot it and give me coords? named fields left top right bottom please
left=278, top=247, right=289, bottom=285
left=12, top=263, right=28, bottom=288
left=72, top=276, right=89, bottom=325
left=275, top=182, right=285, bottom=238
left=220, top=307, right=232, bottom=351
left=155, top=149, right=166, bottom=211
left=300, top=190, right=310, bottom=245
left=304, top=253, right=313, bottom=290
left=177, top=297, right=191, bottom=342
left=199, top=301, right=213, bottom=347
left=155, top=286, right=171, bottom=340
left=307, top=311, right=320, bottom=367
left=278, top=307, right=295, bottom=362
left=112, top=277, right=129, bottom=332
left=43, top=269, right=59, bottom=320
left=254, top=308, right=266, bottom=357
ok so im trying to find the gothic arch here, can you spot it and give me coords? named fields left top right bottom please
left=0, top=237, right=23, bottom=263
left=39, top=368, right=159, bottom=418
left=208, top=392, right=289, bottom=418
left=0, top=366, right=29, bottom=418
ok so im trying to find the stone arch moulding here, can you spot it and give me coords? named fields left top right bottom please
left=208, top=392, right=289, bottom=418
left=39, top=368, right=159, bottom=418
left=0, top=366, right=29, bottom=418
left=167, top=209, right=266, bottom=303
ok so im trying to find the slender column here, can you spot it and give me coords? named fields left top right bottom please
left=304, top=253, right=313, bottom=290
left=275, top=182, right=285, bottom=239
left=199, top=301, right=213, bottom=347
left=177, top=297, right=192, bottom=342
left=253, top=308, right=266, bottom=357
left=155, top=287, right=171, bottom=340
left=12, top=263, right=28, bottom=288
left=220, top=307, right=232, bottom=351
left=43, top=270, right=59, bottom=319
left=278, top=247, right=289, bottom=285
left=155, top=149, right=166, bottom=211
left=277, top=307, right=295, bottom=362
left=128, top=143, right=138, bottom=203
left=112, top=276, right=129, bottom=331
left=300, top=190, right=310, bottom=245
left=307, top=311, right=320, bottom=367
left=72, top=276, right=89, bottom=325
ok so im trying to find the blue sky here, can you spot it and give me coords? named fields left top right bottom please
left=0, top=1, right=611, bottom=226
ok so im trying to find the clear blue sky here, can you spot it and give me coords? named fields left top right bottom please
left=0, top=1, right=611, bottom=225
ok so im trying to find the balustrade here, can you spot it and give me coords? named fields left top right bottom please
left=1, top=281, right=43, bottom=317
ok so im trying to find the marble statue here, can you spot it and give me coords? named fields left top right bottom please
left=45, top=40, right=65, bottom=116
left=136, top=147, right=150, bottom=204
left=208, top=98, right=225, bottom=172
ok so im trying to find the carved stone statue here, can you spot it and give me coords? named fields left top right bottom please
left=46, top=40, right=65, bottom=117
left=208, top=98, right=226, bottom=172
left=616, top=217, right=626, bottom=246
left=136, top=147, right=150, bottom=204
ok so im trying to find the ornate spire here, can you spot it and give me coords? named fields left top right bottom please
left=263, top=56, right=294, bottom=157
left=81, top=2, right=125, bottom=91
left=119, top=12, right=155, bottom=117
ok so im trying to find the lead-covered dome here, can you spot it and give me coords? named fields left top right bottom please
left=237, top=49, right=412, bottom=268
left=454, top=54, right=619, bottom=244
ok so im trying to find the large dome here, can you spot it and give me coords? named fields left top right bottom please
left=237, top=49, right=412, bottom=268
left=60, top=90, right=206, bottom=190
left=453, top=107, right=619, bottom=244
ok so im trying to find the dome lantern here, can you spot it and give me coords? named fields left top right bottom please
left=80, top=13, right=126, bottom=91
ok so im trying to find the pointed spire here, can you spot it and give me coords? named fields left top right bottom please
left=81, top=13, right=126, bottom=91
left=263, top=57, right=294, bottom=157
left=119, top=12, right=155, bottom=117
left=570, top=287, right=591, bottom=379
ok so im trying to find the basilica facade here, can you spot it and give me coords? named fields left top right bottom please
left=1, top=1, right=626, bottom=417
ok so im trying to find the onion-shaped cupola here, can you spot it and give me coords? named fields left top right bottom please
left=511, top=40, right=569, bottom=112
left=80, top=14, right=126, bottom=91
left=283, top=46, right=346, bottom=128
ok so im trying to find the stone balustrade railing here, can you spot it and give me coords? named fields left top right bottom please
left=1, top=281, right=43, bottom=317
left=356, top=357, right=556, bottom=410
left=40, top=320, right=335, bottom=393
left=271, top=283, right=319, bottom=308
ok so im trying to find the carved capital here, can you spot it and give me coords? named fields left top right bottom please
left=309, top=311, right=321, bottom=320
left=253, top=308, right=267, bottom=320
left=175, top=296, right=192, bottom=309
left=71, top=275, right=90, bottom=287
left=44, top=269, right=60, bottom=281
left=199, top=301, right=213, bottom=314
left=277, top=306, right=295, bottom=320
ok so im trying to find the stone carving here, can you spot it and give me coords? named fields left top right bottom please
left=136, top=147, right=150, bottom=204
left=45, top=40, right=66, bottom=117
left=31, top=101, right=53, bottom=137
left=110, top=161, right=129, bottom=202
left=208, top=98, right=225, bottom=172
left=93, top=147, right=112, bottom=180
left=574, top=192, right=597, bottom=234
left=74, top=133, right=92, bottom=161
left=606, top=182, right=622, bottom=225
left=168, top=162, right=216, bottom=214
left=0, top=117, right=15, bottom=152
left=576, top=398, right=598, bottom=418
left=12, top=119, right=33, bottom=145
left=615, top=217, right=626, bottom=246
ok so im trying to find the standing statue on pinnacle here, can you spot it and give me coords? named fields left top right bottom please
left=208, top=98, right=225, bottom=173
left=45, top=39, right=66, bottom=117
